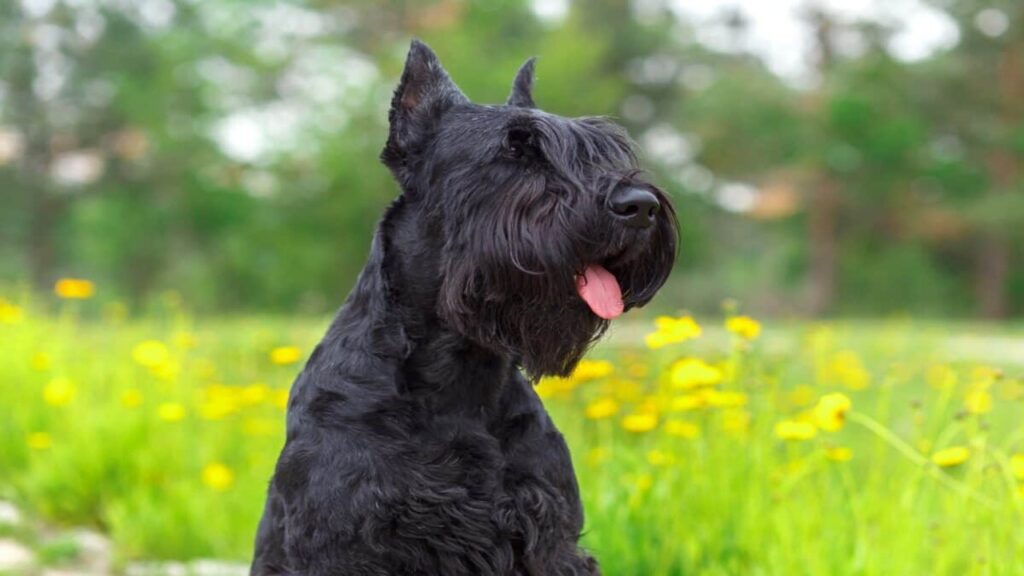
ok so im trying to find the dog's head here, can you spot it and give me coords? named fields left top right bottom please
left=381, top=40, right=677, bottom=379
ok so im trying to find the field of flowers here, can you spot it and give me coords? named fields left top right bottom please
left=2, top=284, right=1024, bottom=575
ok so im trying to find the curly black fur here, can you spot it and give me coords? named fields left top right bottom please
left=251, top=40, right=677, bottom=576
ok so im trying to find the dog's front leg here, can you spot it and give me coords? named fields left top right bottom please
left=493, top=375, right=601, bottom=576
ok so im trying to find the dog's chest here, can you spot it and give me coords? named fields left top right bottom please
left=270, top=341, right=587, bottom=573
left=373, top=378, right=584, bottom=568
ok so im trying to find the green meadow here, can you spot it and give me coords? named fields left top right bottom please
left=2, top=295, right=1022, bottom=575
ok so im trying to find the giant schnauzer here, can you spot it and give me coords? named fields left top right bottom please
left=251, top=40, right=677, bottom=576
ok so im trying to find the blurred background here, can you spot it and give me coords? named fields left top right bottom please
left=2, top=1, right=1024, bottom=575
left=3, top=0, right=1022, bottom=319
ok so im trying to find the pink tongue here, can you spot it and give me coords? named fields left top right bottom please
left=576, top=265, right=624, bottom=320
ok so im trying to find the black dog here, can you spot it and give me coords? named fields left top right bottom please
left=251, top=40, right=677, bottom=576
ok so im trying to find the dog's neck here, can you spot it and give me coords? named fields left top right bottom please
left=318, top=197, right=516, bottom=413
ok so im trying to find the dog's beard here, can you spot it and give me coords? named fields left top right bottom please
left=488, top=297, right=610, bottom=379
left=437, top=187, right=676, bottom=379
left=439, top=268, right=609, bottom=379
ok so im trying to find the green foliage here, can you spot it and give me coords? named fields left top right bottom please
left=1, top=0, right=1023, bottom=316
left=839, top=242, right=970, bottom=316
left=36, top=536, right=81, bottom=567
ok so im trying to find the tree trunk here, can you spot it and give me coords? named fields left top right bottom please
left=975, top=232, right=1010, bottom=319
left=805, top=8, right=839, bottom=317
left=28, top=192, right=61, bottom=290
left=977, top=151, right=1015, bottom=319
left=807, top=177, right=839, bottom=316
left=975, top=38, right=1024, bottom=319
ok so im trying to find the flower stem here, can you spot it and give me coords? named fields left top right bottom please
left=848, top=411, right=996, bottom=508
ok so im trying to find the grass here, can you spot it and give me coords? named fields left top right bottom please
left=1, top=294, right=1023, bottom=575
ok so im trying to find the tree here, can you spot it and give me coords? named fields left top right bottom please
left=919, top=0, right=1024, bottom=318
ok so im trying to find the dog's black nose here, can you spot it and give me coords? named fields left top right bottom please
left=607, top=187, right=660, bottom=228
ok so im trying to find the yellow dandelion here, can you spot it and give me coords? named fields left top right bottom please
left=149, top=359, right=180, bottom=381
left=774, top=419, right=817, bottom=441
left=701, top=389, right=748, bottom=408
left=30, top=352, right=51, bottom=372
left=813, top=393, right=852, bottom=432
left=120, top=388, right=144, bottom=408
left=964, top=389, right=993, bottom=415
left=825, top=351, right=871, bottom=390
left=132, top=340, right=170, bottom=368
left=1010, top=454, right=1024, bottom=481
left=584, top=397, right=619, bottom=420
left=725, top=315, right=761, bottom=340
left=536, top=381, right=561, bottom=399
left=570, top=359, right=614, bottom=382
left=54, top=278, right=95, bottom=299
left=157, top=402, right=187, bottom=423
left=199, top=385, right=241, bottom=419
left=932, top=446, right=970, bottom=468
left=926, top=364, right=957, bottom=391
left=27, top=432, right=52, bottom=450
left=634, top=473, right=654, bottom=492
left=824, top=446, right=853, bottom=462
left=644, top=315, right=702, bottom=349
left=270, top=346, right=303, bottom=365
left=970, top=366, right=1002, bottom=386
left=721, top=409, right=752, bottom=437
left=201, top=462, right=235, bottom=491
left=646, top=449, right=676, bottom=466
left=0, top=300, right=24, bottom=324
left=670, top=394, right=704, bottom=412
left=664, top=419, right=700, bottom=439
left=786, top=385, right=817, bottom=407
left=199, top=397, right=237, bottom=421
left=43, top=377, right=76, bottom=407
left=534, top=376, right=575, bottom=399
left=271, top=389, right=290, bottom=410
left=241, top=383, right=270, bottom=405
left=669, top=358, right=723, bottom=389
left=621, top=412, right=658, bottom=433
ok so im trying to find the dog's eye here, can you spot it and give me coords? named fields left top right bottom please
left=504, top=127, right=533, bottom=158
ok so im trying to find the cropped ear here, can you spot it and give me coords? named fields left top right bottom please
left=382, top=40, right=467, bottom=169
left=506, top=57, right=537, bottom=108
